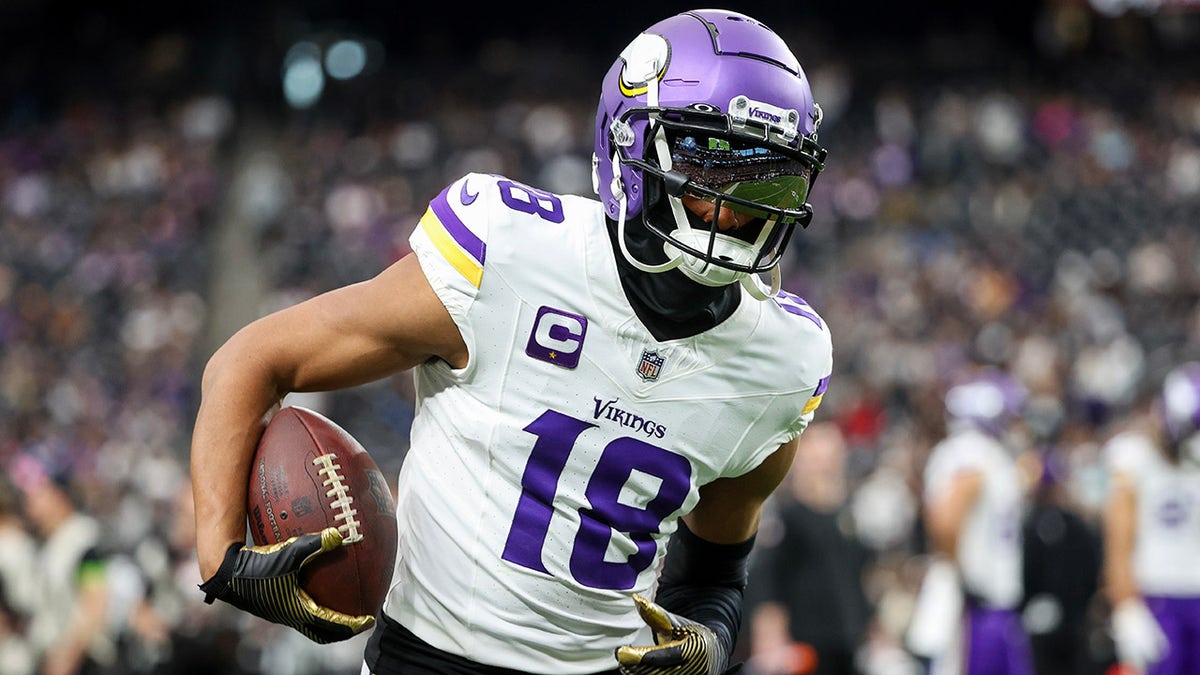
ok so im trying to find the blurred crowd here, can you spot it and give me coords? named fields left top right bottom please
left=1, top=7, right=1198, bottom=675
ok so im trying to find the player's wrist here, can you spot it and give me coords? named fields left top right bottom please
left=197, top=534, right=243, bottom=580
left=198, top=541, right=243, bottom=604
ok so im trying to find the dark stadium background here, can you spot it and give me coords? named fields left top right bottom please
left=4, top=0, right=1191, bottom=116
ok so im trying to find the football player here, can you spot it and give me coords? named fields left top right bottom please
left=908, top=369, right=1036, bottom=675
left=1104, top=362, right=1200, bottom=675
left=190, top=8, right=833, bottom=675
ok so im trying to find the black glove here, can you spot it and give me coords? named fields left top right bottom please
left=615, top=594, right=738, bottom=675
left=199, top=527, right=375, bottom=644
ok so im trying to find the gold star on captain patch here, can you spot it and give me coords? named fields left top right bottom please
left=549, top=352, right=557, bottom=359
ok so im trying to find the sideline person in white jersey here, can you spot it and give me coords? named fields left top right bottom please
left=1104, top=362, right=1200, bottom=675
left=189, top=8, right=834, bottom=675
left=909, top=368, right=1035, bottom=675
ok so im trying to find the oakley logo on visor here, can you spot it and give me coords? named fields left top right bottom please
left=526, top=306, right=588, bottom=369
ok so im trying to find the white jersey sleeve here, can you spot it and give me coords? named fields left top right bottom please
left=408, top=173, right=490, bottom=351
left=1104, top=431, right=1200, bottom=595
left=390, top=173, right=833, bottom=672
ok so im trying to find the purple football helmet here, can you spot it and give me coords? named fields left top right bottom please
left=1162, top=362, right=1200, bottom=444
left=944, top=369, right=1029, bottom=437
left=592, top=9, right=826, bottom=298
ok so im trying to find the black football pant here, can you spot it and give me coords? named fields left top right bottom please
left=364, top=612, right=621, bottom=675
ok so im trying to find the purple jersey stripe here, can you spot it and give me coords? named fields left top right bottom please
left=814, top=374, right=830, bottom=396
left=773, top=290, right=823, bottom=329
left=430, top=183, right=486, bottom=265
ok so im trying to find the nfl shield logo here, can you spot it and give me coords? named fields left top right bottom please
left=637, top=349, right=665, bottom=381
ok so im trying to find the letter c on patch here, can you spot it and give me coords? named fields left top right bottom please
left=526, top=306, right=588, bottom=369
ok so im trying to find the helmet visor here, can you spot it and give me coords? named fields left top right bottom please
left=668, top=132, right=814, bottom=221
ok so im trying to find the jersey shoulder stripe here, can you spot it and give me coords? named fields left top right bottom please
left=766, top=287, right=833, bottom=420
left=419, top=179, right=488, bottom=288
left=802, top=373, right=831, bottom=415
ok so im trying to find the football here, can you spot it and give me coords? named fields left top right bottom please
left=246, top=405, right=397, bottom=617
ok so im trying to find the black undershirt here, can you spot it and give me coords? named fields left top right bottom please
left=605, top=216, right=741, bottom=342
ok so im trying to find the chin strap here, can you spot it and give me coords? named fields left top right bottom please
left=613, top=149, right=683, bottom=275
left=651, top=126, right=694, bottom=235
left=738, top=215, right=782, bottom=301
left=740, top=267, right=780, bottom=301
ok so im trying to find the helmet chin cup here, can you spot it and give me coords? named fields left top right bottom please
left=664, top=228, right=754, bottom=287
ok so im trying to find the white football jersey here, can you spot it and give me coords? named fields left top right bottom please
left=1106, top=431, right=1200, bottom=595
left=923, top=426, right=1024, bottom=609
left=383, top=173, right=833, bottom=673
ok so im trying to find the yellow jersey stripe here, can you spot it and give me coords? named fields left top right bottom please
left=419, top=207, right=483, bottom=288
left=802, top=393, right=824, bottom=415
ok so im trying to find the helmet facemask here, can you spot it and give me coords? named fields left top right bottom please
left=608, top=102, right=826, bottom=300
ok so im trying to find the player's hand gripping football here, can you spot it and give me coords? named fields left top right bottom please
left=615, top=594, right=739, bottom=675
left=198, top=527, right=376, bottom=644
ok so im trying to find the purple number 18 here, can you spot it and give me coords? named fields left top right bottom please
left=501, top=409, right=692, bottom=590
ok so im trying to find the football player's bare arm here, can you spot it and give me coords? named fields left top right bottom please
left=192, top=253, right=466, bottom=578
left=924, top=471, right=983, bottom=560
left=1104, top=468, right=1168, bottom=671
left=684, top=437, right=801, bottom=544
left=1103, top=471, right=1139, bottom=606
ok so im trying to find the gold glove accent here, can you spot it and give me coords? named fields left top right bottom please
left=615, top=594, right=723, bottom=675
left=298, top=586, right=376, bottom=633
left=245, top=525, right=344, bottom=557
left=202, top=526, right=376, bottom=644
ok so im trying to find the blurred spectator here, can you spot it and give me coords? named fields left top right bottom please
left=114, top=480, right=247, bottom=675
left=12, top=455, right=117, bottom=675
left=1020, top=432, right=1108, bottom=675
left=747, top=422, right=872, bottom=675
left=0, top=475, right=36, bottom=675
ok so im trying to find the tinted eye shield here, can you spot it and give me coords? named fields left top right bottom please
left=667, top=132, right=815, bottom=222
left=613, top=105, right=827, bottom=227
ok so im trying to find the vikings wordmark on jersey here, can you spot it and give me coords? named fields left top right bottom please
left=391, top=172, right=832, bottom=673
